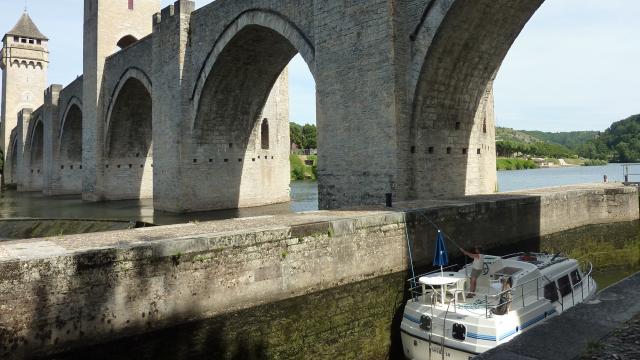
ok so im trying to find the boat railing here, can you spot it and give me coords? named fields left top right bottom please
left=570, top=261, right=594, bottom=308
left=482, top=275, right=543, bottom=318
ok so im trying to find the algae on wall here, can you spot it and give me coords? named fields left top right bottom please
left=47, top=272, right=408, bottom=360
left=540, top=220, right=640, bottom=271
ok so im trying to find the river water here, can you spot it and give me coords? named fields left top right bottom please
left=1, top=163, right=634, bottom=225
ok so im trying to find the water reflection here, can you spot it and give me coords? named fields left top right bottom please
left=0, top=181, right=319, bottom=225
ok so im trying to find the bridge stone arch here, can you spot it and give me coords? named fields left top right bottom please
left=55, top=97, right=84, bottom=194
left=408, top=0, right=543, bottom=200
left=5, top=132, right=19, bottom=186
left=58, top=96, right=83, bottom=143
left=190, top=9, right=316, bottom=116
left=180, top=6, right=315, bottom=211
left=105, top=67, right=153, bottom=148
left=103, top=68, right=153, bottom=200
left=23, top=115, right=44, bottom=191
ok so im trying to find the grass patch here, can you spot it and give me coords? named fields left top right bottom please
left=583, top=159, right=608, bottom=166
left=290, top=154, right=317, bottom=180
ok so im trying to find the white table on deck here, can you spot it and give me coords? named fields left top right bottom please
left=419, top=272, right=467, bottom=304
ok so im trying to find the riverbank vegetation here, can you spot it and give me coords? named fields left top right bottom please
left=496, top=158, right=538, bottom=171
left=290, top=154, right=317, bottom=180
left=577, top=114, right=640, bottom=162
left=498, top=113, right=640, bottom=164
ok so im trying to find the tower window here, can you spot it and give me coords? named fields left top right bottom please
left=21, top=38, right=26, bottom=43
left=128, top=0, right=134, bottom=10
left=13, top=36, right=18, bottom=42
left=28, top=39, right=34, bottom=44
left=36, top=40, right=41, bottom=45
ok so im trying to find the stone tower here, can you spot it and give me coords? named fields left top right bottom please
left=0, top=11, right=49, bottom=159
left=82, top=0, right=160, bottom=200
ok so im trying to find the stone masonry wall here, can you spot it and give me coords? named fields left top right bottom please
left=0, top=184, right=637, bottom=358
left=50, top=76, right=84, bottom=195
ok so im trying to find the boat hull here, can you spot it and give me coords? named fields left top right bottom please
left=401, top=331, right=475, bottom=360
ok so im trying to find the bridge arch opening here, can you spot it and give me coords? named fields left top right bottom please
left=191, top=24, right=317, bottom=211
left=28, top=120, right=44, bottom=189
left=59, top=103, right=83, bottom=193
left=105, top=77, right=153, bottom=200
left=7, top=136, right=18, bottom=185
left=409, top=0, right=542, bottom=200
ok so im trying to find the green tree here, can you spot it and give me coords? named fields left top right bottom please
left=290, top=123, right=303, bottom=148
left=302, top=124, right=317, bottom=149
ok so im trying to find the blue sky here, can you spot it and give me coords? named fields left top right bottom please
left=1, top=0, right=638, bottom=131
left=494, top=0, right=640, bottom=131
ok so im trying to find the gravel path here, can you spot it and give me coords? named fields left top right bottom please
left=582, top=313, right=640, bottom=360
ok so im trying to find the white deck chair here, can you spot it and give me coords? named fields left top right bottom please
left=447, top=278, right=466, bottom=303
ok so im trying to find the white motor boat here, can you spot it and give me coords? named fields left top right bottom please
left=400, top=252, right=596, bottom=360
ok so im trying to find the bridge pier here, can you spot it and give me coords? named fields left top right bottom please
left=2, top=0, right=547, bottom=211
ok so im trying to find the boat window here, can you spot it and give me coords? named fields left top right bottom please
left=570, top=270, right=581, bottom=286
left=543, top=282, right=558, bottom=302
left=557, top=275, right=572, bottom=297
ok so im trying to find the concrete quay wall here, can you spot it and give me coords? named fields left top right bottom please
left=0, top=184, right=637, bottom=358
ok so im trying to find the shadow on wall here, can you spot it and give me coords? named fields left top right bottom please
left=27, top=120, right=45, bottom=190
left=104, top=77, right=153, bottom=200
left=40, top=272, right=407, bottom=360
left=57, top=104, right=83, bottom=194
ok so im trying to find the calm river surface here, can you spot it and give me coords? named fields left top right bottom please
left=1, top=163, right=635, bottom=224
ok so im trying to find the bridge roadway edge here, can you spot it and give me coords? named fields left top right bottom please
left=0, top=183, right=637, bottom=358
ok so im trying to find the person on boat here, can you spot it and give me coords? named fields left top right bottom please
left=493, top=276, right=513, bottom=315
left=461, top=246, right=484, bottom=298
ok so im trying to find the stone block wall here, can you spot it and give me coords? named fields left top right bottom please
left=0, top=184, right=637, bottom=358
left=50, top=77, right=84, bottom=195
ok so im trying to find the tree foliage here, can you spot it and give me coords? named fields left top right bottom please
left=495, top=140, right=574, bottom=159
left=290, top=122, right=317, bottom=149
left=290, top=123, right=303, bottom=149
left=576, top=114, right=640, bottom=162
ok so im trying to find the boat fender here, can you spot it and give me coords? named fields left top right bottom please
left=452, top=323, right=466, bottom=340
left=420, top=315, right=431, bottom=331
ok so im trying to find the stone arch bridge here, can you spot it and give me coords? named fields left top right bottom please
left=5, top=0, right=543, bottom=213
